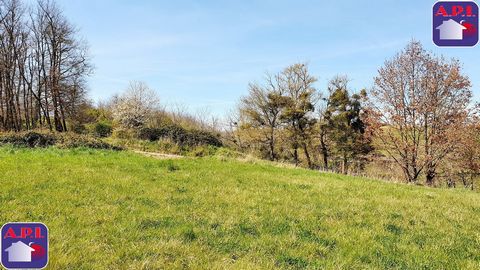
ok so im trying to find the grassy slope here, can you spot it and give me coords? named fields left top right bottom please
left=0, top=147, right=479, bottom=269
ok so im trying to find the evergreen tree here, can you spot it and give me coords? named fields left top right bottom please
left=325, top=77, right=372, bottom=174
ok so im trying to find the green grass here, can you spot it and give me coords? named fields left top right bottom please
left=0, top=147, right=479, bottom=269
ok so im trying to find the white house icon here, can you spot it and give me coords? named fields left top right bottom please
left=4, top=241, right=35, bottom=262
left=436, top=19, right=467, bottom=40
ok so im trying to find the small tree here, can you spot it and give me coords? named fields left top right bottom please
left=112, top=81, right=160, bottom=129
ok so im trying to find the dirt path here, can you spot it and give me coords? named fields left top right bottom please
left=133, top=150, right=184, bottom=159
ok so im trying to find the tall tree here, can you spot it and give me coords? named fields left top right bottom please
left=239, top=74, right=287, bottom=161
left=0, top=0, right=91, bottom=132
left=0, top=0, right=26, bottom=131
left=324, top=76, right=372, bottom=174
left=316, top=100, right=330, bottom=170
left=279, top=63, right=318, bottom=168
left=37, top=0, right=91, bottom=131
left=369, top=41, right=472, bottom=185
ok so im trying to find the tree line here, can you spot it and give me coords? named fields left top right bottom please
left=0, top=1, right=477, bottom=190
left=227, top=63, right=372, bottom=174
left=228, top=41, right=480, bottom=188
left=0, top=0, right=91, bottom=132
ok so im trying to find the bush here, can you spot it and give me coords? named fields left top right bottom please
left=137, top=124, right=223, bottom=147
left=158, top=125, right=187, bottom=144
left=186, top=130, right=222, bottom=147
left=138, top=127, right=161, bottom=141
left=0, top=131, right=121, bottom=150
left=24, top=132, right=56, bottom=147
left=56, top=134, right=121, bottom=150
left=93, top=122, right=113, bottom=138
left=0, top=132, right=55, bottom=148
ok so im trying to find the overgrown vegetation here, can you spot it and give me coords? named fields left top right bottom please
left=0, top=0, right=478, bottom=191
left=138, top=125, right=222, bottom=147
left=0, top=131, right=121, bottom=150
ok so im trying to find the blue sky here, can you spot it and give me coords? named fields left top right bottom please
left=56, top=0, right=480, bottom=117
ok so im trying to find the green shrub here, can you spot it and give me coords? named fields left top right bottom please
left=93, top=122, right=113, bottom=138
left=138, top=124, right=223, bottom=147
left=0, top=131, right=121, bottom=150
left=56, top=133, right=121, bottom=150
left=0, top=132, right=55, bottom=148
left=185, top=129, right=222, bottom=147
left=158, top=124, right=187, bottom=144
left=138, top=127, right=161, bottom=141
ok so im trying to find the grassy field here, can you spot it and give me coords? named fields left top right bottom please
left=0, top=147, right=479, bottom=269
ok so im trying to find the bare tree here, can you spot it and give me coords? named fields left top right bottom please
left=0, top=0, right=26, bottom=131
left=37, top=0, right=91, bottom=131
left=0, top=0, right=91, bottom=131
left=0, top=0, right=91, bottom=132
left=369, top=41, right=472, bottom=185
left=441, top=112, right=480, bottom=189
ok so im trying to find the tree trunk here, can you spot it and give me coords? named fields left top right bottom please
left=320, top=138, right=328, bottom=169
left=341, top=154, right=348, bottom=174
left=293, top=147, right=299, bottom=167
left=268, top=127, right=276, bottom=161
left=303, top=142, right=313, bottom=169
left=425, top=168, right=436, bottom=186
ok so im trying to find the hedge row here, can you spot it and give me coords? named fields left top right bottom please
left=138, top=125, right=223, bottom=147
left=0, top=132, right=121, bottom=150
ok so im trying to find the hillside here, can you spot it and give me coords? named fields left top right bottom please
left=0, top=147, right=479, bottom=269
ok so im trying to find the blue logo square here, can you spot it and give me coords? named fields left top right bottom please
left=1, top=223, right=49, bottom=269
left=433, top=1, right=479, bottom=47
